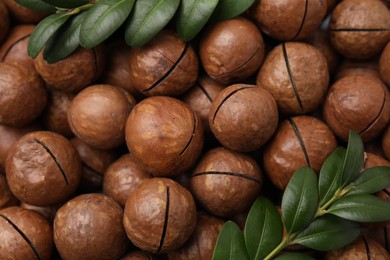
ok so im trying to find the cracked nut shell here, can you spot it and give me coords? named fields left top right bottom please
left=380, top=42, right=390, bottom=87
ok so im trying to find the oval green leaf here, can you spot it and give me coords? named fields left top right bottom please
left=274, top=253, right=316, bottom=260
left=282, top=167, right=319, bottom=235
left=125, top=0, right=180, bottom=48
left=212, top=221, right=250, bottom=260
left=293, top=215, right=360, bottom=251
left=244, top=198, right=283, bottom=260
left=43, top=12, right=87, bottom=64
left=319, top=147, right=346, bottom=206
left=41, top=0, right=90, bottom=8
left=211, top=0, right=256, bottom=21
left=328, top=194, right=390, bottom=222
left=28, top=13, right=71, bottom=58
left=16, top=0, right=56, bottom=12
left=176, top=0, right=219, bottom=41
left=80, top=0, right=135, bottom=48
left=341, top=130, right=364, bottom=186
left=348, top=166, right=390, bottom=195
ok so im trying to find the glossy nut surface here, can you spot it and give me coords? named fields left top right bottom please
left=0, top=25, right=34, bottom=66
left=380, top=42, right=390, bottom=87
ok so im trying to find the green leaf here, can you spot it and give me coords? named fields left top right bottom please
left=212, top=221, right=250, bottom=260
left=28, top=13, right=71, bottom=58
left=328, top=194, right=390, bottom=222
left=176, top=0, right=219, bottom=41
left=293, top=215, right=360, bottom=251
left=43, top=12, right=87, bottom=63
left=348, top=166, right=390, bottom=195
left=274, top=253, right=316, bottom=260
left=16, top=0, right=56, bottom=12
left=244, top=198, right=283, bottom=260
left=319, top=147, right=346, bottom=206
left=40, top=0, right=90, bottom=8
left=125, top=0, right=180, bottom=48
left=282, top=167, right=319, bottom=235
left=80, top=0, right=135, bottom=48
left=341, top=130, right=364, bottom=186
left=211, top=0, right=256, bottom=21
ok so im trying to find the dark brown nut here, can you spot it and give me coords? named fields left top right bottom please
left=0, top=61, right=47, bottom=127
left=325, top=236, right=390, bottom=259
left=181, top=75, right=225, bottom=133
left=102, top=41, right=144, bottom=101
left=250, top=0, right=327, bottom=41
left=41, top=90, right=75, bottom=137
left=200, top=17, right=265, bottom=84
left=2, top=0, right=49, bottom=24
left=209, top=84, right=278, bottom=152
left=264, top=116, right=337, bottom=190
left=380, top=42, right=390, bottom=87
left=54, top=194, right=128, bottom=260
left=0, top=123, right=41, bottom=168
left=129, top=30, right=198, bottom=97
left=68, top=85, right=136, bottom=149
left=121, top=251, right=155, bottom=260
left=363, top=225, right=390, bottom=252
left=0, top=206, right=53, bottom=260
left=0, top=174, right=18, bottom=210
left=20, top=203, right=58, bottom=223
left=0, top=25, right=35, bottom=66
left=124, top=178, right=197, bottom=254
left=0, top=1, right=9, bottom=44
left=70, top=137, right=117, bottom=192
left=125, top=96, right=204, bottom=177
left=5, top=131, right=82, bottom=206
left=335, top=59, right=381, bottom=81
left=257, top=42, right=329, bottom=115
left=168, top=212, right=224, bottom=260
left=329, top=0, right=390, bottom=59
left=326, top=0, right=338, bottom=13
left=323, top=75, right=390, bottom=141
left=34, top=46, right=105, bottom=92
left=382, top=125, right=390, bottom=161
left=364, top=152, right=390, bottom=170
left=190, top=147, right=262, bottom=217
left=103, top=154, right=152, bottom=207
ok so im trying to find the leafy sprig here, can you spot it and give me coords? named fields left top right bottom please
left=213, top=130, right=390, bottom=260
left=18, top=0, right=256, bottom=63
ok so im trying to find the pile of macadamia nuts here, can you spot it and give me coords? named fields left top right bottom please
left=1, top=0, right=390, bottom=259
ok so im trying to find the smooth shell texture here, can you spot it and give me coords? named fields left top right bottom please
left=2, top=0, right=48, bottom=23
left=0, top=174, right=18, bottom=210
left=125, top=96, right=203, bottom=177
left=123, top=178, right=197, bottom=253
left=257, top=42, right=329, bottom=115
left=54, top=194, right=128, bottom=260
left=190, top=147, right=262, bottom=217
left=380, top=42, right=390, bottom=87
left=6, top=131, right=82, bottom=206
left=209, top=84, right=278, bottom=152
left=200, top=17, right=265, bottom=84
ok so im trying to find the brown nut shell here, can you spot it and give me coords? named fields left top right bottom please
left=5, top=131, right=82, bottom=206
left=0, top=1, right=9, bottom=44
left=123, top=178, right=197, bottom=254
left=264, top=116, right=337, bottom=190
left=2, top=0, right=49, bottom=23
left=209, top=84, right=278, bottom=152
left=0, top=174, right=18, bottom=210
left=129, top=30, right=198, bottom=96
left=125, top=96, right=204, bottom=177
left=68, top=85, right=136, bottom=149
left=54, top=194, right=128, bottom=260
left=380, top=42, right=390, bottom=87
left=256, top=42, right=329, bottom=115
left=190, top=147, right=262, bottom=217
left=323, top=75, right=390, bottom=141
left=200, top=17, right=265, bottom=84
left=0, top=206, right=53, bottom=260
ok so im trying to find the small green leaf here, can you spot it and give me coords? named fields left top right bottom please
left=328, top=194, right=390, bottom=222
left=211, top=0, right=256, bottom=21
left=80, top=0, right=135, bottom=48
left=176, top=0, right=219, bottom=41
left=125, top=0, right=180, bottom=47
left=43, top=12, right=87, bottom=63
left=274, top=253, right=316, bottom=260
left=16, top=0, right=56, bottom=12
left=28, top=13, right=71, bottom=58
left=40, top=0, right=90, bottom=8
left=282, top=167, right=319, bottom=235
left=212, top=221, right=250, bottom=260
left=293, top=215, right=360, bottom=251
left=348, top=166, right=390, bottom=195
left=341, top=130, right=364, bottom=186
left=319, top=147, right=346, bottom=206
left=244, top=198, right=283, bottom=260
